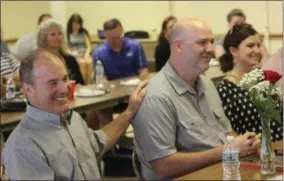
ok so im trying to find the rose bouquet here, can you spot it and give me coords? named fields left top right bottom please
left=239, top=68, right=282, bottom=175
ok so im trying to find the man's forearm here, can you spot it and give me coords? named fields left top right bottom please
left=152, top=146, right=224, bottom=179
left=101, top=110, right=134, bottom=149
left=139, top=68, right=149, bottom=80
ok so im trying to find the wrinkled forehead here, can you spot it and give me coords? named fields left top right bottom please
left=33, top=53, right=66, bottom=79
left=183, top=23, right=213, bottom=41
left=105, top=27, right=123, bottom=38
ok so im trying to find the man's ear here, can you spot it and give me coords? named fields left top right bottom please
left=174, top=38, right=183, bottom=54
left=22, top=82, right=34, bottom=98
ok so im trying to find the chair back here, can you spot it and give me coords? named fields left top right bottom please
left=125, top=31, right=149, bottom=39
left=132, top=149, right=142, bottom=180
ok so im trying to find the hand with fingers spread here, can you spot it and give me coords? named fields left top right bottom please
left=233, top=132, right=261, bottom=157
left=126, top=79, right=148, bottom=116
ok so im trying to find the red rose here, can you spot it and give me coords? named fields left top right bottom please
left=263, top=70, right=282, bottom=84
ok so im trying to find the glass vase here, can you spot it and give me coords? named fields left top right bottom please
left=260, top=118, right=276, bottom=175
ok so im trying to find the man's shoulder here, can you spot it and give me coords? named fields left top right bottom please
left=145, top=72, right=173, bottom=99
left=94, top=42, right=108, bottom=55
left=16, top=32, right=36, bottom=43
left=4, top=120, right=34, bottom=154
left=124, top=38, right=140, bottom=47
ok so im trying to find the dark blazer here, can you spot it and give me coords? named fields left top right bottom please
left=61, top=53, right=85, bottom=85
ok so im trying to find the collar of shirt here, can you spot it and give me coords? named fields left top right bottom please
left=163, top=62, right=206, bottom=97
left=26, top=104, right=72, bottom=127
left=106, top=38, right=129, bottom=54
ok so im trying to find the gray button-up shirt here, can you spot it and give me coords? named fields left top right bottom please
left=132, top=62, right=232, bottom=180
left=3, top=105, right=107, bottom=180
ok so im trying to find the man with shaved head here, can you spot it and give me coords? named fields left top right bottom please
left=132, top=19, right=261, bottom=180
left=2, top=49, right=148, bottom=180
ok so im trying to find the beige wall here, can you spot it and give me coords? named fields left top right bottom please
left=1, top=1, right=282, bottom=53
left=1, top=1, right=50, bottom=38
left=65, top=1, right=170, bottom=39
left=172, top=1, right=269, bottom=34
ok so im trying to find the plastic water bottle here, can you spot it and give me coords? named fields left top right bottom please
left=6, top=76, right=16, bottom=99
left=95, top=60, right=104, bottom=89
left=222, top=136, right=241, bottom=180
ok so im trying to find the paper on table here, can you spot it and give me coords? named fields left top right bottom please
left=76, top=88, right=106, bottom=97
left=120, top=78, right=141, bottom=86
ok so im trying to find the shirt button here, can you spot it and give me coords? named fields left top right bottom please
left=58, top=126, right=61, bottom=129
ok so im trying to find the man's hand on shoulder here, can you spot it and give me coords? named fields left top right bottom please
left=126, top=79, right=148, bottom=117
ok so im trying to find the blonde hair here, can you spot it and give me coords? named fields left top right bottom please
left=37, top=19, right=66, bottom=52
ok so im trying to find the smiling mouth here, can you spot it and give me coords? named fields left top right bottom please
left=55, top=96, right=68, bottom=104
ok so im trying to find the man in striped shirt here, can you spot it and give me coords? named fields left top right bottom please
left=1, top=53, right=20, bottom=77
left=0, top=52, right=21, bottom=97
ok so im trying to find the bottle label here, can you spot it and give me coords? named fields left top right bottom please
left=222, top=150, right=240, bottom=163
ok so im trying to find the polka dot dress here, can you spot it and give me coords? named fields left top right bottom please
left=217, top=79, right=283, bottom=142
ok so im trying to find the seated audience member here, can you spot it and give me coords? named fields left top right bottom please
left=93, top=18, right=149, bottom=80
left=132, top=18, right=261, bottom=180
left=11, top=13, right=52, bottom=60
left=215, top=9, right=269, bottom=64
left=37, top=19, right=85, bottom=85
left=217, top=24, right=282, bottom=142
left=155, top=16, right=177, bottom=71
left=66, top=13, right=93, bottom=84
left=0, top=53, right=21, bottom=96
left=2, top=49, right=147, bottom=180
left=0, top=28, right=21, bottom=97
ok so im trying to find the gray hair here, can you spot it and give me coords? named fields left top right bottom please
left=19, top=50, right=38, bottom=85
left=37, top=19, right=64, bottom=49
left=19, top=49, right=50, bottom=85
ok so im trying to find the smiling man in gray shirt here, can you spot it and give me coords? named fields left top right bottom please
left=2, top=49, right=147, bottom=180
left=132, top=18, right=261, bottom=180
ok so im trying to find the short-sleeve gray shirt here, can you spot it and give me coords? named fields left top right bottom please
left=132, top=62, right=232, bottom=180
left=3, top=105, right=107, bottom=180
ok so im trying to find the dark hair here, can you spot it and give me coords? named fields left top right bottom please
left=66, top=13, right=90, bottom=43
left=37, top=13, right=52, bottom=25
left=219, top=23, right=258, bottom=73
left=157, top=15, right=177, bottom=44
left=103, top=18, right=122, bottom=31
left=226, top=8, right=246, bottom=23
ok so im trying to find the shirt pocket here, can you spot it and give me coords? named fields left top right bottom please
left=179, top=116, right=203, bottom=129
left=178, top=117, right=207, bottom=139
left=212, top=108, right=231, bottom=131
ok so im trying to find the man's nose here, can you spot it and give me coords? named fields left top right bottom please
left=57, top=81, right=69, bottom=92
left=206, top=42, right=215, bottom=53
left=254, top=46, right=261, bottom=53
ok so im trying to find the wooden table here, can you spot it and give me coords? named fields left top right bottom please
left=177, top=141, right=283, bottom=180
left=177, top=162, right=282, bottom=180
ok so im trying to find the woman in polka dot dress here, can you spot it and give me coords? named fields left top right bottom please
left=217, top=23, right=282, bottom=142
